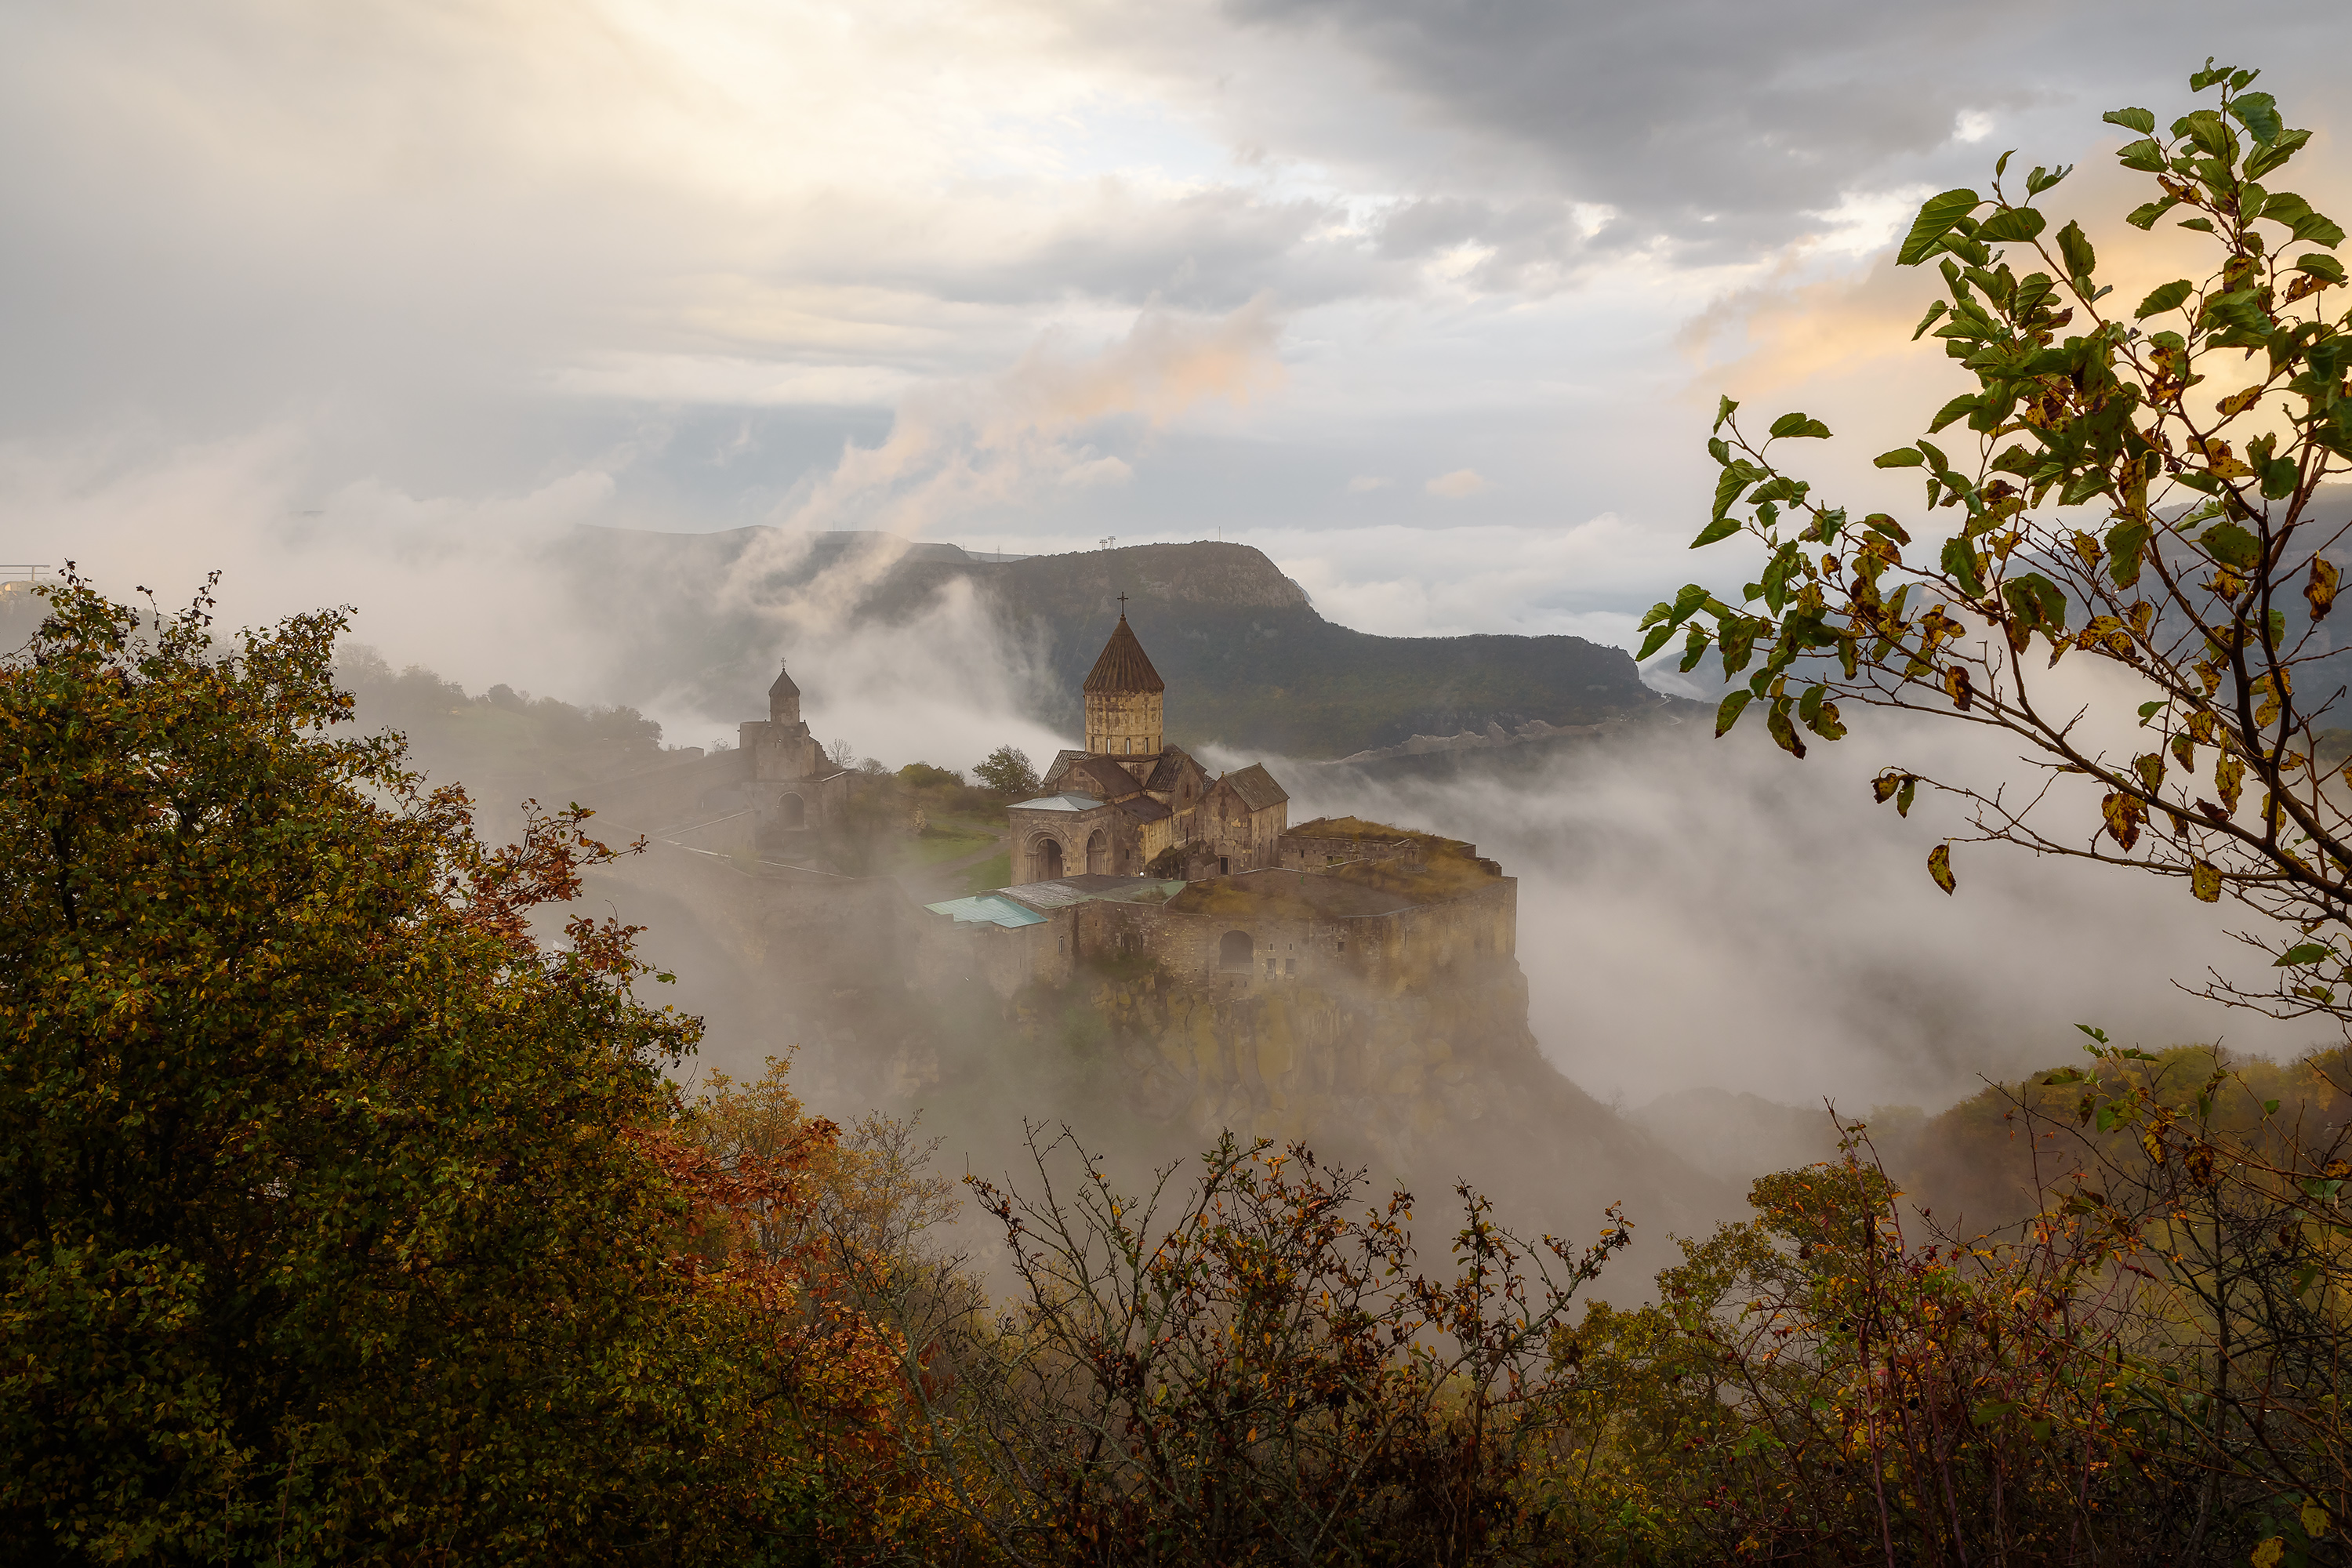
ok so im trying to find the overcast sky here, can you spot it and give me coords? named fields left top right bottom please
left=5, top=0, right=2350, bottom=692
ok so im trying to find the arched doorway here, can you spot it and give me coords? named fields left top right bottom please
left=1219, top=930, right=1253, bottom=971
left=779, top=792, right=806, bottom=829
left=1086, top=829, right=1110, bottom=875
left=1033, top=836, right=1065, bottom=880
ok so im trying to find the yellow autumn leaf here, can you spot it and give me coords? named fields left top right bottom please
left=2192, top=862, right=2223, bottom=903
left=2252, top=1536, right=2285, bottom=1568
left=2303, top=1499, right=2332, bottom=1540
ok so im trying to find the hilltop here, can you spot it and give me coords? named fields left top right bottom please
left=558, top=528, right=1667, bottom=758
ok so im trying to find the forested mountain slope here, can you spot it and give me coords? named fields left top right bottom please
left=560, top=528, right=1664, bottom=757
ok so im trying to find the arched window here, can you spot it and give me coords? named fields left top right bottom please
left=1219, top=930, right=1253, bottom=971
left=1086, top=829, right=1110, bottom=875
left=779, top=793, right=806, bottom=829
left=1034, top=837, right=1065, bottom=880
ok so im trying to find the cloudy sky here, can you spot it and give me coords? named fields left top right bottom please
left=5, top=0, right=2350, bottom=693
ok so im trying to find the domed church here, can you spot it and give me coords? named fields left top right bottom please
left=739, top=659, right=850, bottom=840
left=1007, top=604, right=1289, bottom=884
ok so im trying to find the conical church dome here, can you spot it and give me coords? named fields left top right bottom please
left=768, top=659, right=803, bottom=726
left=1082, top=612, right=1165, bottom=695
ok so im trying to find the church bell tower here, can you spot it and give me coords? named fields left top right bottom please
left=1082, top=600, right=1165, bottom=757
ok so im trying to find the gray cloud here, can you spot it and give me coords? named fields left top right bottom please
left=1223, top=0, right=2348, bottom=260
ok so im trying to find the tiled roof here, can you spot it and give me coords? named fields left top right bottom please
left=1142, top=746, right=1199, bottom=791
left=1004, top=876, right=1186, bottom=909
left=1119, top=797, right=1172, bottom=823
left=767, top=661, right=799, bottom=700
left=1057, top=756, right=1142, bottom=801
left=923, top=893, right=1047, bottom=928
left=1007, top=793, right=1115, bottom=814
left=1221, top=763, right=1289, bottom=811
left=1082, top=615, right=1166, bottom=694
left=1040, top=749, right=1090, bottom=790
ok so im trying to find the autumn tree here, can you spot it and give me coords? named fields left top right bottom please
left=0, top=577, right=872, bottom=1562
left=1647, top=60, right=2352, bottom=1023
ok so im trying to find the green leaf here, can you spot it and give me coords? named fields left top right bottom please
left=2296, top=253, right=2347, bottom=284
left=2176, top=109, right=2238, bottom=162
left=1976, top=206, right=2047, bottom=244
left=1689, top=515, right=1742, bottom=550
left=2201, top=522, right=2261, bottom=570
left=2247, top=127, right=2312, bottom=180
left=1941, top=535, right=1987, bottom=597
left=2102, top=107, right=2157, bottom=135
left=2115, top=137, right=2167, bottom=173
left=1874, top=448, right=1926, bottom=469
left=1715, top=689, right=1753, bottom=738
left=1713, top=394, right=1739, bottom=433
left=2277, top=942, right=2332, bottom=967
left=1769, top=412, right=1832, bottom=439
left=1709, top=466, right=1751, bottom=521
left=1636, top=622, right=1677, bottom=662
left=2056, top=220, right=2096, bottom=281
left=1929, top=394, right=1980, bottom=434
left=2136, top=279, right=2194, bottom=318
left=1898, top=188, right=1982, bottom=267
left=1928, top=843, right=1955, bottom=895
left=2125, top=198, right=2179, bottom=231
left=1764, top=699, right=1807, bottom=758
left=2002, top=572, right=2068, bottom=634
left=1911, top=299, right=1949, bottom=340
left=2230, top=91, right=2282, bottom=144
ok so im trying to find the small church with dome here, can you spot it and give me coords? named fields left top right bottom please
left=1007, top=602, right=1290, bottom=884
left=739, top=659, right=851, bottom=841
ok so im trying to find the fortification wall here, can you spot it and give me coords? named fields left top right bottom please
left=1065, top=876, right=1515, bottom=993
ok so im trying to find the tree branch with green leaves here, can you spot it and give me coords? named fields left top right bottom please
left=1648, top=59, right=2352, bottom=1027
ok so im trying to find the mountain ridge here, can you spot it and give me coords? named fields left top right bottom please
left=561, top=526, right=1670, bottom=759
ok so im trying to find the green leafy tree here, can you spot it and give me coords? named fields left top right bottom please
left=0, top=577, right=852, bottom=1562
left=1648, top=60, right=2352, bottom=1023
left=973, top=743, right=1040, bottom=799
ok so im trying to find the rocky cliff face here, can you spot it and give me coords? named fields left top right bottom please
left=1003, top=950, right=1731, bottom=1259
left=1052, top=962, right=1544, bottom=1171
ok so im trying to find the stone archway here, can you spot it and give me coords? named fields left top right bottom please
left=1086, top=829, right=1110, bottom=875
left=1218, top=929, right=1253, bottom=971
left=1033, top=836, right=1065, bottom=880
left=779, top=792, right=806, bottom=829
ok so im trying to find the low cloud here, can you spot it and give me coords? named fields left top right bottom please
left=1425, top=468, right=1490, bottom=499
left=772, top=297, right=1286, bottom=541
left=1285, top=710, right=2316, bottom=1113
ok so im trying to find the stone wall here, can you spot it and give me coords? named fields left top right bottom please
left=1067, top=875, right=1515, bottom=996
left=1084, top=688, right=1162, bottom=757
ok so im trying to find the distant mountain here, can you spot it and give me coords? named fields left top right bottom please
left=561, top=527, right=1669, bottom=759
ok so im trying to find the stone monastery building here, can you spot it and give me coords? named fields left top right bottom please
left=739, top=659, right=849, bottom=840
left=1009, top=604, right=1290, bottom=884
left=920, top=612, right=1519, bottom=1000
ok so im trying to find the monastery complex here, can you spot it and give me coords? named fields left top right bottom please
left=910, top=611, right=1520, bottom=1000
